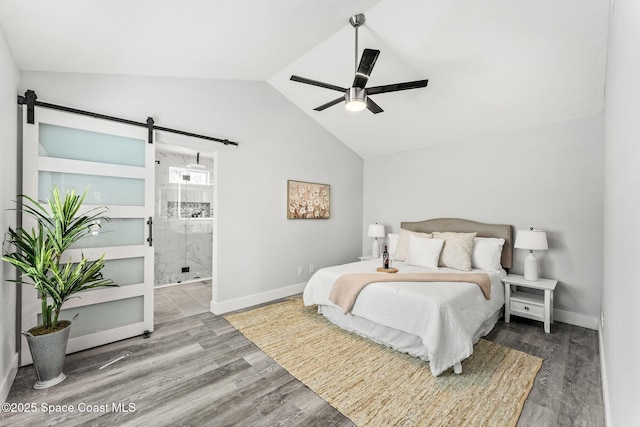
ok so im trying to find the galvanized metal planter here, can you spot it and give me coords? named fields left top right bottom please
left=23, top=321, right=71, bottom=390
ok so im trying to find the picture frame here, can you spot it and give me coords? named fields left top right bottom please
left=287, top=180, right=330, bottom=219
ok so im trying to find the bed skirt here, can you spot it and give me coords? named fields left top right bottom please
left=317, top=304, right=503, bottom=373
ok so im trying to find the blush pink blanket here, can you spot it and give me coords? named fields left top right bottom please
left=329, top=272, right=491, bottom=314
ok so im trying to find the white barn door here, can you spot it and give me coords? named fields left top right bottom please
left=20, top=107, right=155, bottom=366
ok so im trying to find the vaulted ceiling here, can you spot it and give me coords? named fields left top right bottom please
left=0, top=0, right=610, bottom=158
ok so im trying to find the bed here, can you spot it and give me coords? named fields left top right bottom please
left=302, top=218, right=513, bottom=377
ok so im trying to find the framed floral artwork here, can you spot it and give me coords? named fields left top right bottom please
left=287, top=180, right=330, bottom=219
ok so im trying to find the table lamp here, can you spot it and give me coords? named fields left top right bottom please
left=514, top=228, right=549, bottom=281
left=367, top=223, right=385, bottom=258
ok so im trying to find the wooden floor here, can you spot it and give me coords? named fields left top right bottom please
left=2, top=301, right=604, bottom=427
left=485, top=316, right=605, bottom=426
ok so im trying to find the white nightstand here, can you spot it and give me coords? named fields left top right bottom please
left=502, top=274, right=557, bottom=333
left=358, top=256, right=378, bottom=262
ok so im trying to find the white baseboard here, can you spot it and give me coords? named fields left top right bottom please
left=553, top=308, right=599, bottom=330
left=210, top=282, right=307, bottom=315
left=599, top=326, right=612, bottom=427
left=0, top=352, right=19, bottom=403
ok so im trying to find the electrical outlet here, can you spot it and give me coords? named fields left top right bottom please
left=309, top=264, right=315, bottom=273
left=181, top=266, right=190, bottom=273
left=601, top=312, right=605, bottom=329
left=298, top=266, right=303, bottom=276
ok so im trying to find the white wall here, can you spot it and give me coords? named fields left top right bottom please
left=602, top=0, right=640, bottom=425
left=0, top=26, right=19, bottom=402
left=364, top=114, right=604, bottom=329
left=19, top=72, right=364, bottom=312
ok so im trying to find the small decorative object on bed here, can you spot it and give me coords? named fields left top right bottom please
left=287, top=180, right=330, bottom=219
left=382, top=244, right=390, bottom=268
left=514, top=227, right=548, bottom=281
left=303, top=218, right=513, bottom=377
left=376, top=267, right=398, bottom=273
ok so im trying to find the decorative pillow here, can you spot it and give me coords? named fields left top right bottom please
left=432, top=232, right=477, bottom=271
left=393, top=228, right=433, bottom=262
left=471, top=237, right=505, bottom=271
left=405, top=235, right=444, bottom=269
left=387, top=233, right=399, bottom=258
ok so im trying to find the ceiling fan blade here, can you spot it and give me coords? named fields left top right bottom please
left=352, top=49, right=380, bottom=89
left=314, top=96, right=345, bottom=111
left=290, top=75, right=347, bottom=93
left=366, top=97, right=384, bottom=114
left=366, top=79, right=428, bottom=95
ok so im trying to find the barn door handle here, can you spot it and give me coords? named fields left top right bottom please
left=146, top=217, right=153, bottom=247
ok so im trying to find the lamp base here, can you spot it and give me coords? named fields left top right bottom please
left=372, top=239, right=380, bottom=258
left=523, top=251, right=539, bottom=281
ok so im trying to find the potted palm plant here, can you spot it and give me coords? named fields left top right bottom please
left=2, top=187, right=117, bottom=389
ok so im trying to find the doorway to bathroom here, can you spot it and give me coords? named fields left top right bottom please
left=153, top=142, right=215, bottom=324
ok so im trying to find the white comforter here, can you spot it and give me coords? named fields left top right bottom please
left=303, top=259, right=506, bottom=376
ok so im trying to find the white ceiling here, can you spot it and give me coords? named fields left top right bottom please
left=0, top=0, right=610, bottom=158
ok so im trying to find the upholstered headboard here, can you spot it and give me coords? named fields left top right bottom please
left=400, top=218, right=513, bottom=269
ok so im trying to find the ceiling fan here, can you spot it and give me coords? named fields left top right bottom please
left=290, top=13, right=428, bottom=114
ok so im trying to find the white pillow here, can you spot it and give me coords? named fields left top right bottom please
left=405, top=235, right=444, bottom=269
left=387, top=233, right=399, bottom=258
left=471, top=237, right=505, bottom=271
left=394, top=229, right=433, bottom=261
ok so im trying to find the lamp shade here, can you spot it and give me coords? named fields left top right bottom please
left=514, top=229, right=548, bottom=251
left=367, top=224, right=385, bottom=238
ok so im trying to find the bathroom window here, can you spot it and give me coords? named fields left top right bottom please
left=168, top=167, right=210, bottom=185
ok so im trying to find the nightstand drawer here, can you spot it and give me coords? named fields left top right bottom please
left=510, top=300, right=544, bottom=318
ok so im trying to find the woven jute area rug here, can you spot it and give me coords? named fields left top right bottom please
left=225, top=299, right=542, bottom=427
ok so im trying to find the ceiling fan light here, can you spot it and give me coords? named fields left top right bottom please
left=345, top=87, right=367, bottom=111
left=345, top=99, right=366, bottom=111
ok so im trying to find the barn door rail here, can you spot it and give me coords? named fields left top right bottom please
left=17, top=89, right=238, bottom=147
